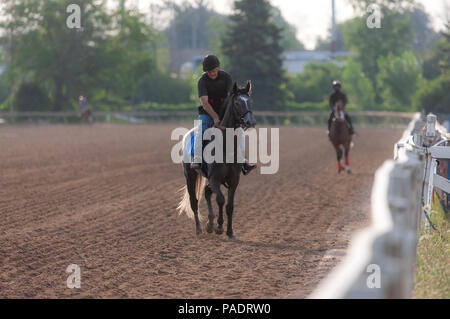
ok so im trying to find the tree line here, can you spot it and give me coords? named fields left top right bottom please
left=0, top=0, right=448, bottom=113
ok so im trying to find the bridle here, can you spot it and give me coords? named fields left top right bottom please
left=231, top=94, right=253, bottom=129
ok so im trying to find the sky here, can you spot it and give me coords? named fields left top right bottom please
left=132, top=0, right=450, bottom=50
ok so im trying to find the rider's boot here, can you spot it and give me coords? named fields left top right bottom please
left=242, top=159, right=257, bottom=176
left=191, top=155, right=202, bottom=170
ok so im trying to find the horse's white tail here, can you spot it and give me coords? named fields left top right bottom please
left=177, top=174, right=207, bottom=221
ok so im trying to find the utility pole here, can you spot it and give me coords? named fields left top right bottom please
left=331, top=0, right=337, bottom=55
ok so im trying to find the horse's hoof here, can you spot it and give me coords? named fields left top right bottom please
left=227, top=234, right=236, bottom=241
left=206, top=221, right=214, bottom=234
left=215, top=224, right=224, bottom=235
left=347, top=169, right=352, bottom=174
left=196, top=228, right=202, bottom=236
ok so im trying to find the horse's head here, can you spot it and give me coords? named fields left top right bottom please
left=333, top=101, right=345, bottom=121
left=224, top=81, right=256, bottom=130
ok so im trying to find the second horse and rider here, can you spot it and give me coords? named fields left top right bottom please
left=192, top=54, right=355, bottom=170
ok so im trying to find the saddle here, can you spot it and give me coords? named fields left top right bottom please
left=188, top=133, right=209, bottom=177
left=186, top=129, right=231, bottom=188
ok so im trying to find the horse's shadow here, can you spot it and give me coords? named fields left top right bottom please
left=219, top=237, right=327, bottom=257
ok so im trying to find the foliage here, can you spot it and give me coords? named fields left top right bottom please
left=376, top=52, right=423, bottom=110
left=413, top=192, right=449, bottom=299
left=0, top=0, right=166, bottom=111
left=409, top=4, right=440, bottom=59
left=286, top=62, right=342, bottom=104
left=414, top=75, right=450, bottom=114
left=343, top=16, right=412, bottom=86
left=13, top=82, right=51, bottom=112
left=0, top=0, right=115, bottom=111
left=222, top=0, right=285, bottom=110
left=138, top=71, right=192, bottom=105
left=164, top=0, right=224, bottom=50
left=342, top=58, right=376, bottom=109
left=422, top=38, right=446, bottom=80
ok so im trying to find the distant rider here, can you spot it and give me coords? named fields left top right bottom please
left=79, top=96, right=88, bottom=115
left=191, top=55, right=256, bottom=175
left=327, top=81, right=354, bottom=137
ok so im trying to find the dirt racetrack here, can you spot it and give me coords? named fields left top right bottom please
left=0, top=124, right=402, bottom=298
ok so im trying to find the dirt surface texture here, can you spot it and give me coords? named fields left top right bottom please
left=0, top=124, right=401, bottom=298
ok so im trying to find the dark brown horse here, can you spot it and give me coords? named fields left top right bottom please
left=80, top=109, right=94, bottom=124
left=178, top=82, right=256, bottom=239
left=329, top=101, right=352, bottom=174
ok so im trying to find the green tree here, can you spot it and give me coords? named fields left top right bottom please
left=422, top=37, right=446, bottom=80
left=414, top=75, right=450, bottom=114
left=222, top=0, right=284, bottom=110
left=0, top=0, right=166, bottom=111
left=414, top=22, right=450, bottom=114
left=13, top=82, right=51, bottom=112
left=439, top=22, right=450, bottom=73
left=0, top=0, right=114, bottom=111
left=343, top=0, right=414, bottom=99
left=103, top=9, right=161, bottom=106
left=409, top=4, right=440, bottom=59
left=286, top=62, right=342, bottom=104
left=376, top=52, right=423, bottom=109
left=164, top=0, right=223, bottom=50
left=342, top=58, right=376, bottom=109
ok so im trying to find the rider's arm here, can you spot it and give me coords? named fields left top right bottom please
left=200, top=96, right=220, bottom=123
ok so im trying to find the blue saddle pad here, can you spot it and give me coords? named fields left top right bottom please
left=189, top=134, right=208, bottom=175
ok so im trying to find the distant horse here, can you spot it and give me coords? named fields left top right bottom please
left=80, top=109, right=94, bottom=124
left=178, top=81, right=256, bottom=239
left=329, top=101, right=352, bottom=174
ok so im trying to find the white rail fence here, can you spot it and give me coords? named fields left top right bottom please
left=0, top=110, right=414, bottom=127
left=310, top=113, right=449, bottom=299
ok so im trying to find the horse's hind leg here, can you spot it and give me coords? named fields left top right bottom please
left=186, top=172, right=201, bottom=235
left=205, top=185, right=215, bottom=233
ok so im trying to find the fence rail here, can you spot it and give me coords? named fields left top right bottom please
left=310, top=113, right=449, bottom=299
left=0, top=110, right=416, bottom=127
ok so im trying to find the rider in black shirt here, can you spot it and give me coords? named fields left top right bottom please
left=328, top=80, right=354, bottom=136
left=191, top=55, right=256, bottom=175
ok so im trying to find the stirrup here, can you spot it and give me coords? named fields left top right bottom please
left=191, top=162, right=201, bottom=170
left=242, top=163, right=257, bottom=176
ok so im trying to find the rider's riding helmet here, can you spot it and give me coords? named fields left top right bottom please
left=332, top=80, right=342, bottom=88
left=203, top=55, right=220, bottom=72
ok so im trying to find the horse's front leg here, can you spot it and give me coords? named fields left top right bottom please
left=209, top=180, right=225, bottom=235
left=205, top=184, right=215, bottom=233
left=332, top=143, right=343, bottom=173
left=344, top=146, right=351, bottom=174
left=225, top=175, right=240, bottom=239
